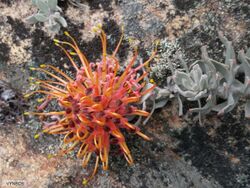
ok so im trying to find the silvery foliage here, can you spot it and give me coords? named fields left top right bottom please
left=134, top=40, right=183, bottom=124
left=238, top=47, right=250, bottom=117
left=127, top=33, right=250, bottom=125
left=139, top=82, right=170, bottom=125
left=172, top=32, right=250, bottom=120
left=124, top=58, right=171, bottom=126
left=171, top=49, right=219, bottom=124
left=26, top=0, right=67, bottom=34
left=139, top=64, right=173, bottom=125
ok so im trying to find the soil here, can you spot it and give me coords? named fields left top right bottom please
left=0, top=0, right=249, bottom=188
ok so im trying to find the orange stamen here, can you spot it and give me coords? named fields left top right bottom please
left=140, top=84, right=156, bottom=96
left=41, top=64, right=74, bottom=82
left=136, top=131, right=151, bottom=141
left=24, top=111, right=65, bottom=116
left=130, top=110, right=149, bottom=116
left=54, top=43, right=79, bottom=71
left=112, top=26, right=124, bottom=57
left=30, top=67, right=68, bottom=84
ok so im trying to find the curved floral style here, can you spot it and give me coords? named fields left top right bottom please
left=25, top=26, right=156, bottom=181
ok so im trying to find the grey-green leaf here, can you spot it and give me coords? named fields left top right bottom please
left=49, top=23, right=60, bottom=33
left=34, top=13, right=47, bottom=22
left=244, top=100, right=250, bottom=118
left=55, top=14, right=67, bottom=27
left=175, top=71, right=194, bottom=90
left=32, top=0, right=38, bottom=5
left=246, top=48, right=250, bottom=57
left=36, top=0, right=49, bottom=14
left=25, top=15, right=39, bottom=24
left=48, top=0, right=58, bottom=10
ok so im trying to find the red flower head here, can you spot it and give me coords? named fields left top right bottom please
left=25, top=25, right=156, bottom=181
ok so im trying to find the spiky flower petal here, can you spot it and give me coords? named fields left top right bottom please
left=25, top=26, right=156, bottom=180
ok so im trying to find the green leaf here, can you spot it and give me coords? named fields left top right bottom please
left=246, top=48, right=250, bottom=57
left=25, top=15, right=39, bottom=24
left=175, top=71, right=194, bottom=90
left=244, top=100, right=250, bottom=118
left=36, top=0, right=49, bottom=14
left=48, top=0, right=58, bottom=10
left=199, top=75, right=208, bottom=90
left=191, top=90, right=207, bottom=101
left=239, top=50, right=250, bottom=76
left=217, top=93, right=238, bottom=115
left=32, top=0, right=38, bottom=5
left=49, top=23, right=61, bottom=33
left=55, top=14, right=68, bottom=27
left=190, top=64, right=202, bottom=84
left=155, top=99, right=168, bottom=109
left=34, top=13, right=47, bottom=22
left=176, top=86, right=197, bottom=98
left=190, top=95, right=215, bottom=114
left=224, top=41, right=236, bottom=66
left=140, top=83, right=154, bottom=103
left=231, top=80, right=244, bottom=94
left=210, top=59, right=230, bottom=81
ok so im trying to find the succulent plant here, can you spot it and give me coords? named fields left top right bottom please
left=24, top=26, right=156, bottom=181
left=26, top=0, right=67, bottom=34
left=171, top=31, right=250, bottom=122
left=207, top=33, right=241, bottom=115
left=174, top=62, right=214, bottom=101
left=238, top=48, right=250, bottom=117
left=171, top=53, right=217, bottom=123
left=197, top=33, right=250, bottom=117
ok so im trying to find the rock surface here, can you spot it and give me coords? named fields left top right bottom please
left=0, top=0, right=249, bottom=188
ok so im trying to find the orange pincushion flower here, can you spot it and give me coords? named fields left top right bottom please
left=25, top=26, right=156, bottom=180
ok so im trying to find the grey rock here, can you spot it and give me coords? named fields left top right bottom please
left=1, top=89, right=15, bottom=101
